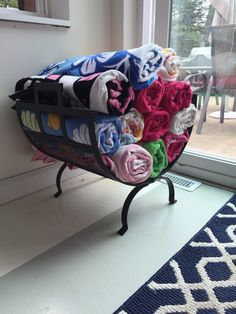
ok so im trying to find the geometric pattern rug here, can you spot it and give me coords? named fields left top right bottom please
left=114, top=194, right=236, bottom=314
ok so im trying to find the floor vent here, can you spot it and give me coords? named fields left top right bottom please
left=161, top=172, right=202, bottom=192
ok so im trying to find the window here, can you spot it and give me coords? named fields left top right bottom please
left=139, top=0, right=236, bottom=189
left=0, top=0, right=70, bottom=27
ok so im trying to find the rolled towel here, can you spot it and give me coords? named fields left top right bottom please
left=102, top=144, right=153, bottom=184
left=133, top=76, right=165, bottom=113
left=162, top=130, right=189, bottom=163
left=169, top=103, right=197, bottom=135
left=140, top=139, right=168, bottom=178
left=158, top=48, right=181, bottom=83
left=12, top=75, right=72, bottom=106
left=21, top=110, right=41, bottom=133
left=39, top=43, right=165, bottom=90
left=49, top=71, right=135, bottom=115
left=13, top=71, right=135, bottom=116
left=120, top=108, right=144, bottom=145
left=65, top=113, right=122, bottom=155
left=159, top=81, right=192, bottom=115
left=41, top=112, right=63, bottom=136
left=141, top=110, right=170, bottom=142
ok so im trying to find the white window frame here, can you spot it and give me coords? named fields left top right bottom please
left=140, top=0, right=236, bottom=190
left=0, top=0, right=71, bottom=27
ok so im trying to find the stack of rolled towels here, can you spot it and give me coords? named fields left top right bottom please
left=16, top=44, right=197, bottom=184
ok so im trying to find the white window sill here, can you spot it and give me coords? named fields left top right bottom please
left=173, top=150, right=236, bottom=190
left=0, top=11, right=71, bottom=27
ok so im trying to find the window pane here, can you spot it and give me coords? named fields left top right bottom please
left=0, top=0, right=18, bottom=8
left=0, top=0, right=36, bottom=12
left=169, top=0, right=236, bottom=162
left=170, top=0, right=214, bottom=57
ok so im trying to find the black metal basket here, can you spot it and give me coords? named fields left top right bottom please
left=13, top=82, right=196, bottom=235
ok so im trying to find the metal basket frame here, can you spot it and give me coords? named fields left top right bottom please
left=14, top=82, right=196, bottom=235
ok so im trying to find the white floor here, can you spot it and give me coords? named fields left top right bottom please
left=0, top=172, right=234, bottom=314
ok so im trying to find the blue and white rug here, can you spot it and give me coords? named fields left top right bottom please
left=114, top=194, right=236, bottom=314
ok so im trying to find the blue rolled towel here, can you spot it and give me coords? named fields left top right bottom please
left=39, top=44, right=165, bottom=90
left=41, top=112, right=122, bottom=155
left=65, top=114, right=122, bottom=155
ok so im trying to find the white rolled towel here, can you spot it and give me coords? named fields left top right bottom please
left=169, top=103, right=197, bottom=135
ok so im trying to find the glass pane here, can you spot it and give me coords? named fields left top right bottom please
left=0, top=0, right=36, bottom=12
left=169, top=0, right=236, bottom=162
left=0, top=0, right=18, bottom=8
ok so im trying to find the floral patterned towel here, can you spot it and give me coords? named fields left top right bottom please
left=39, top=43, right=165, bottom=90
left=120, top=108, right=144, bottom=145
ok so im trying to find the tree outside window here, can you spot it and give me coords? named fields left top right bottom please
left=170, top=0, right=214, bottom=58
left=0, top=0, right=36, bottom=12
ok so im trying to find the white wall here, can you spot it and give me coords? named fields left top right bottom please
left=111, top=0, right=138, bottom=51
left=0, top=0, right=111, bottom=180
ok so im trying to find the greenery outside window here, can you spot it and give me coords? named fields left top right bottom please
left=170, top=0, right=214, bottom=58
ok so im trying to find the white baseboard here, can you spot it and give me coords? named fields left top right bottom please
left=0, top=163, right=85, bottom=205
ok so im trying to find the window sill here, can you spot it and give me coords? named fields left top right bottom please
left=0, top=11, right=71, bottom=27
left=173, top=150, right=236, bottom=190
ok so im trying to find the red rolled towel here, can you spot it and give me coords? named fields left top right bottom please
left=159, top=81, right=192, bottom=115
left=133, top=76, right=165, bottom=113
left=162, top=130, right=189, bottom=163
left=141, top=110, right=170, bottom=142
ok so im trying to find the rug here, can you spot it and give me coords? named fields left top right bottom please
left=114, top=194, right=236, bottom=314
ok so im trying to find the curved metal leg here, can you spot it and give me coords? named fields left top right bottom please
left=54, top=163, right=67, bottom=198
left=159, top=176, right=177, bottom=204
left=118, top=184, right=149, bottom=236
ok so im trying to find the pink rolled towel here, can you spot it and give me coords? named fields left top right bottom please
left=159, top=81, right=192, bottom=114
left=133, top=77, right=164, bottom=113
left=102, top=144, right=153, bottom=184
left=162, top=130, right=189, bottom=163
left=31, top=148, right=58, bottom=164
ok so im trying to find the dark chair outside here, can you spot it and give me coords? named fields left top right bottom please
left=196, top=24, right=236, bottom=134
left=179, top=46, right=213, bottom=113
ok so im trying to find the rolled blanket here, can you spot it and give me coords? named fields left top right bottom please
left=120, top=108, right=144, bottom=145
left=169, top=103, right=197, bottom=135
left=141, top=110, right=170, bottom=142
left=162, top=130, right=189, bottom=163
left=159, top=81, right=192, bottom=115
left=39, top=43, right=165, bottom=90
left=15, top=75, right=48, bottom=91
left=11, top=75, right=73, bottom=106
left=41, top=112, right=122, bottom=155
left=102, top=144, right=153, bottom=184
left=65, top=113, right=122, bottom=155
left=133, top=76, right=165, bottom=113
left=13, top=71, right=135, bottom=116
left=158, top=48, right=181, bottom=83
left=140, top=139, right=168, bottom=178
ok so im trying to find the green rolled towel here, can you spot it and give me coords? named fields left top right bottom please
left=140, top=139, right=168, bottom=177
